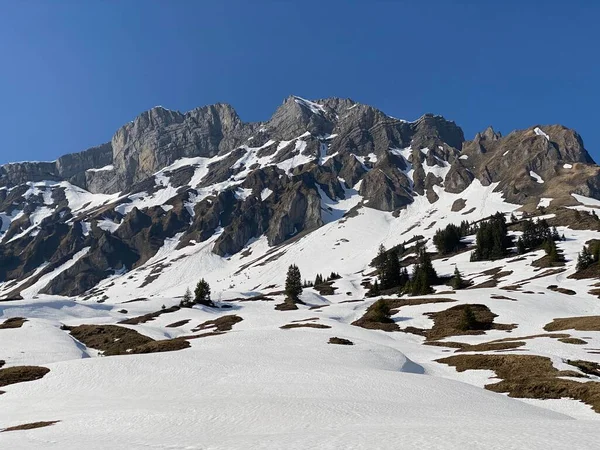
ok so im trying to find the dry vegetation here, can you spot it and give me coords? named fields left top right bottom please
left=328, top=337, right=354, bottom=345
left=490, top=294, right=517, bottom=301
left=1, top=421, right=60, bottom=433
left=118, top=306, right=179, bottom=325
left=280, top=323, right=332, bottom=330
left=274, top=299, right=300, bottom=311
left=423, top=304, right=516, bottom=341
left=128, top=339, right=190, bottom=354
left=544, top=316, right=600, bottom=332
left=165, top=319, right=191, bottom=328
left=351, top=298, right=455, bottom=332
left=559, top=337, right=588, bottom=345
left=314, top=281, right=337, bottom=296
left=0, top=317, right=27, bottom=329
left=191, top=315, right=243, bottom=333
left=66, top=324, right=189, bottom=356
left=0, top=366, right=50, bottom=388
left=438, top=353, right=600, bottom=413
left=547, top=285, right=576, bottom=295
left=428, top=333, right=573, bottom=352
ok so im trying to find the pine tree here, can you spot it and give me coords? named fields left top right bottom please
left=194, top=279, right=212, bottom=306
left=451, top=266, right=463, bottom=290
left=517, top=237, right=526, bottom=254
left=383, top=250, right=401, bottom=289
left=544, top=238, right=562, bottom=263
left=592, top=242, right=600, bottom=263
left=398, top=267, right=409, bottom=289
left=367, top=279, right=380, bottom=297
left=408, top=247, right=437, bottom=296
left=577, top=246, right=594, bottom=271
left=460, top=305, right=478, bottom=331
left=471, top=212, right=512, bottom=261
left=369, top=299, right=391, bottom=322
left=180, top=287, right=193, bottom=307
left=285, top=264, right=303, bottom=301
left=314, top=273, right=323, bottom=286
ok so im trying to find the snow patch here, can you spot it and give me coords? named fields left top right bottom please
left=86, top=165, right=114, bottom=173
left=529, top=171, right=544, bottom=184
left=537, top=198, right=552, bottom=208
left=534, top=127, right=550, bottom=141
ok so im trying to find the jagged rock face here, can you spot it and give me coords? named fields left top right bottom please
left=109, top=105, right=253, bottom=193
left=1, top=96, right=599, bottom=297
left=0, top=144, right=113, bottom=190
left=458, top=125, right=598, bottom=204
left=445, top=160, right=475, bottom=194
left=267, top=182, right=323, bottom=245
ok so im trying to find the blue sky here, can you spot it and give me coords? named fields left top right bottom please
left=1, top=1, right=598, bottom=164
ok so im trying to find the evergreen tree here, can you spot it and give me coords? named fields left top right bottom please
left=194, top=279, right=212, bottom=306
left=180, top=287, right=193, bottom=308
left=459, top=305, right=478, bottom=331
left=398, top=267, right=409, bottom=289
left=382, top=249, right=401, bottom=289
left=367, top=279, right=380, bottom=297
left=592, top=242, right=600, bottom=263
left=517, top=237, right=526, bottom=254
left=374, top=244, right=387, bottom=273
left=471, top=212, right=512, bottom=261
left=577, top=246, right=594, bottom=271
left=285, top=264, right=303, bottom=301
left=369, top=299, right=392, bottom=322
left=544, top=238, right=562, bottom=263
left=451, top=266, right=463, bottom=290
left=408, top=247, right=438, bottom=296
left=314, top=273, right=324, bottom=286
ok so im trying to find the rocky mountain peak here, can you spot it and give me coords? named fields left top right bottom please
left=1, top=96, right=599, bottom=298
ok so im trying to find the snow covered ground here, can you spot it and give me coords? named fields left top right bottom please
left=3, top=167, right=600, bottom=447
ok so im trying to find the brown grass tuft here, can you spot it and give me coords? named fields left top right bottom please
left=127, top=339, right=190, bottom=354
left=67, top=324, right=189, bottom=356
left=0, top=317, right=27, bottom=329
left=351, top=298, right=455, bottom=332
left=2, top=421, right=60, bottom=433
left=438, top=353, right=600, bottom=413
left=547, top=285, right=576, bottom=295
left=0, top=366, right=50, bottom=388
left=165, top=319, right=191, bottom=328
left=558, top=337, right=587, bottom=345
left=424, top=304, right=515, bottom=341
left=280, top=323, right=332, bottom=330
left=544, top=316, right=600, bottom=332
left=118, top=306, right=179, bottom=325
left=328, top=337, right=354, bottom=345
left=191, top=315, right=243, bottom=333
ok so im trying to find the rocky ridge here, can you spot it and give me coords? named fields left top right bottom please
left=0, top=95, right=599, bottom=298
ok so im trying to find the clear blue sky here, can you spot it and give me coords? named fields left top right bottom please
left=1, top=1, right=598, bottom=164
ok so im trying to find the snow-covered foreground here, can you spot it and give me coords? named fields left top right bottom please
left=3, top=183, right=600, bottom=448
left=1, top=298, right=600, bottom=450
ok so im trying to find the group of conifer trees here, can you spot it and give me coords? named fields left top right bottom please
left=470, top=212, right=513, bottom=261
left=180, top=279, right=213, bottom=308
left=577, top=241, right=600, bottom=271
left=369, top=243, right=443, bottom=296
left=432, top=221, right=473, bottom=255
